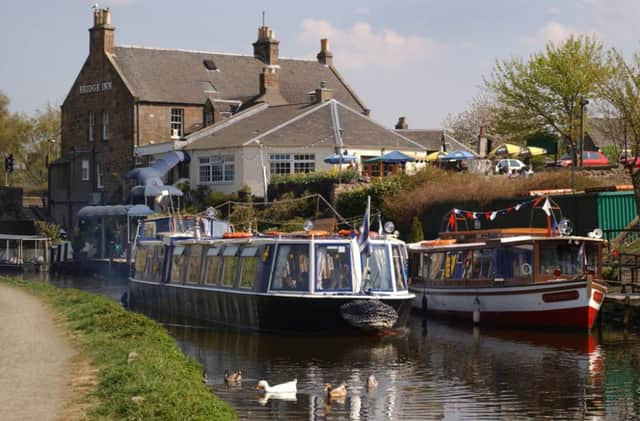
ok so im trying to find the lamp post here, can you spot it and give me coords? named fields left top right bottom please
left=46, top=138, right=56, bottom=167
left=579, top=96, right=589, bottom=168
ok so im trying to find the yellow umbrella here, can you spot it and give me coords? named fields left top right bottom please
left=488, top=143, right=521, bottom=158
left=519, top=146, right=547, bottom=158
left=426, top=151, right=447, bottom=162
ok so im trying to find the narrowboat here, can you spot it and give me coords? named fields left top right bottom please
left=408, top=205, right=607, bottom=329
left=128, top=218, right=414, bottom=333
left=0, top=234, right=49, bottom=272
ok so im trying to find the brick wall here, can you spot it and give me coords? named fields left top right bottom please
left=137, top=103, right=203, bottom=146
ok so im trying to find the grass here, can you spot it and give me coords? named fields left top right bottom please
left=0, top=276, right=236, bottom=421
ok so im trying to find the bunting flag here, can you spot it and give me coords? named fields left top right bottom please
left=448, top=196, right=555, bottom=225
left=542, top=198, right=552, bottom=216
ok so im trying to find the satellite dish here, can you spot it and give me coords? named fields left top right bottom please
left=384, top=221, right=395, bottom=234
left=303, top=219, right=314, bottom=232
left=558, top=219, right=573, bottom=236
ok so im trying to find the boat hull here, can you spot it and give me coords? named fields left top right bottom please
left=410, top=279, right=606, bottom=329
left=128, top=279, right=413, bottom=333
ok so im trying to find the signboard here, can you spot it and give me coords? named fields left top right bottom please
left=79, top=81, right=112, bottom=95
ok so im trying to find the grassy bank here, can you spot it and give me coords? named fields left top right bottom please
left=0, top=276, right=236, bottom=421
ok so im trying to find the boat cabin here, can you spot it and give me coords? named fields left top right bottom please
left=409, top=228, right=604, bottom=287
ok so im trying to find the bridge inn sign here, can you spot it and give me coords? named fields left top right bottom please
left=79, top=81, right=112, bottom=95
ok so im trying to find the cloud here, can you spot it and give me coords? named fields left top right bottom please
left=298, top=18, right=439, bottom=70
left=524, top=21, right=579, bottom=46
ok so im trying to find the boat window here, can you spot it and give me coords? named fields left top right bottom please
left=170, top=246, right=186, bottom=283
left=271, top=244, right=310, bottom=291
left=221, top=246, right=239, bottom=287
left=539, top=241, right=584, bottom=276
left=239, top=246, right=260, bottom=289
left=392, top=245, right=406, bottom=290
left=204, top=247, right=222, bottom=285
left=148, top=246, right=165, bottom=282
left=134, top=247, right=148, bottom=278
left=362, top=244, right=392, bottom=291
left=586, top=243, right=599, bottom=273
left=467, top=249, right=496, bottom=279
left=495, top=245, right=533, bottom=279
left=316, top=244, right=352, bottom=292
left=186, top=245, right=203, bottom=285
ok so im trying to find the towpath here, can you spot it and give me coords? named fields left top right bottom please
left=0, top=283, right=74, bottom=421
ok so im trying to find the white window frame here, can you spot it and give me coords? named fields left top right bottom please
left=81, top=160, right=90, bottom=181
left=171, top=108, right=184, bottom=137
left=96, top=161, right=104, bottom=189
left=269, top=153, right=315, bottom=176
left=88, top=111, right=95, bottom=142
left=199, top=154, right=234, bottom=184
left=102, top=111, right=110, bottom=140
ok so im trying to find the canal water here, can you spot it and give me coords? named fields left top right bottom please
left=40, top=274, right=640, bottom=420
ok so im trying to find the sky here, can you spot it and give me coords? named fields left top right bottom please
left=1, top=0, right=639, bottom=129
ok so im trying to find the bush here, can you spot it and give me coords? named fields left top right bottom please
left=270, top=168, right=359, bottom=185
left=408, top=217, right=424, bottom=242
left=35, top=220, right=64, bottom=245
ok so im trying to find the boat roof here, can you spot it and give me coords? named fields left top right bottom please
left=0, top=234, right=48, bottom=241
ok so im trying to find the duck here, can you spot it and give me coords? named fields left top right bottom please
left=367, top=374, right=378, bottom=391
left=324, top=383, right=347, bottom=399
left=224, top=370, right=242, bottom=383
left=256, top=379, right=297, bottom=393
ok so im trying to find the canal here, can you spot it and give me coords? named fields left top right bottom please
left=39, top=274, right=640, bottom=419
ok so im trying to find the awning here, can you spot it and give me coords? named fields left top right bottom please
left=323, top=153, right=357, bottom=164
left=363, top=151, right=415, bottom=164
left=127, top=204, right=155, bottom=217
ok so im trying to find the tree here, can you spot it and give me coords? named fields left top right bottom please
left=408, top=216, right=424, bottom=243
left=485, top=35, right=609, bottom=166
left=598, top=49, right=640, bottom=215
left=442, top=93, right=502, bottom=148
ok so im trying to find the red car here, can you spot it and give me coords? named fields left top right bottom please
left=559, top=151, right=609, bottom=167
left=620, top=156, right=640, bottom=167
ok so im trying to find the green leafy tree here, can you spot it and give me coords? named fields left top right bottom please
left=408, top=216, right=424, bottom=242
left=485, top=35, right=609, bottom=165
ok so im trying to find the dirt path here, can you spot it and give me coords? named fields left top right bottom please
left=0, top=284, right=74, bottom=421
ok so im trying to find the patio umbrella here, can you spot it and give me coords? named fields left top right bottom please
left=519, top=146, right=547, bottom=158
left=438, top=150, right=475, bottom=161
left=127, top=204, right=154, bottom=217
left=323, top=153, right=357, bottom=164
left=488, top=143, right=521, bottom=158
left=363, top=151, right=415, bottom=164
left=426, top=151, right=447, bottom=162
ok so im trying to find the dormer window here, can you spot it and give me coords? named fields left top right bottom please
left=171, top=108, right=184, bottom=138
left=204, top=108, right=214, bottom=127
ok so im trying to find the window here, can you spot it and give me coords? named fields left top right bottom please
left=134, top=247, right=148, bottom=279
left=102, top=111, right=110, bottom=140
left=315, top=244, right=351, bottom=291
left=362, top=244, right=392, bottom=291
left=204, top=108, right=214, bottom=127
left=269, top=153, right=315, bottom=176
left=81, top=160, right=90, bottom=181
left=186, top=245, right=203, bottom=285
left=88, top=111, right=95, bottom=142
left=204, top=247, right=222, bottom=285
left=96, top=161, right=104, bottom=189
left=171, top=108, right=184, bottom=137
left=239, top=246, right=260, bottom=289
left=221, top=246, right=238, bottom=287
left=170, top=246, right=186, bottom=283
left=392, top=245, right=406, bottom=290
left=272, top=244, right=309, bottom=291
left=199, top=155, right=234, bottom=183
left=148, top=246, right=165, bottom=282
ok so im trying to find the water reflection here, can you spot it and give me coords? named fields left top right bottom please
left=11, top=273, right=640, bottom=420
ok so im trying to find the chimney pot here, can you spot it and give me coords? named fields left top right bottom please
left=395, top=116, right=408, bottom=130
left=253, top=25, right=279, bottom=65
left=317, top=38, right=333, bottom=66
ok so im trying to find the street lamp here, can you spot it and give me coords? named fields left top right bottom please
left=579, top=96, right=589, bottom=168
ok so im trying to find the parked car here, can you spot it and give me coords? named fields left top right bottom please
left=620, top=156, right=640, bottom=167
left=495, top=158, right=526, bottom=174
left=559, top=151, right=610, bottom=167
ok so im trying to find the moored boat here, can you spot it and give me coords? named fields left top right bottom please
left=408, top=201, right=607, bottom=330
left=128, top=216, right=414, bottom=333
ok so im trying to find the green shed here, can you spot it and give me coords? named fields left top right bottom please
left=596, top=191, right=638, bottom=239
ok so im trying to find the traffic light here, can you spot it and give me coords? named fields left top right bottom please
left=4, top=154, right=13, bottom=173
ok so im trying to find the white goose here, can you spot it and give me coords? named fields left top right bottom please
left=256, top=379, right=297, bottom=393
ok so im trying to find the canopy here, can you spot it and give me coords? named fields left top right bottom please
left=438, top=150, right=475, bottom=161
left=323, top=153, right=357, bottom=164
left=519, top=146, right=547, bottom=158
left=130, top=184, right=183, bottom=197
left=127, top=204, right=155, bottom=217
left=488, top=143, right=521, bottom=158
left=363, top=151, right=415, bottom=164
left=426, top=151, right=447, bottom=162
left=78, top=205, right=131, bottom=218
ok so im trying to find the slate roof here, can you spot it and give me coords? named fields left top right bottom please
left=111, top=46, right=368, bottom=113
left=184, top=99, right=426, bottom=152
left=395, top=129, right=476, bottom=154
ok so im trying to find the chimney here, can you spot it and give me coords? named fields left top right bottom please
left=395, top=116, right=408, bottom=130
left=253, top=26, right=279, bottom=65
left=314, top=81, right=333, bottom=103
left=258, top=66, right=287, bottom=105
left=317, top=38, right=333, bottom=66
left=89, top=7, right=115, bottom=56
left=478, top=126, right=488, bottom=158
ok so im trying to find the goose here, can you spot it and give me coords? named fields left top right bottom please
left=224, top=370, right=242, bottom=383
left=324, top=383, right=347, bottom=399
left=256, top=379, right=297, bottom=393
left=367, top=374, right=378, bottom=391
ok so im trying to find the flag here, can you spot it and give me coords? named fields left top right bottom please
left=358, top=196, right=371, bottom=256
left=577, top=241, right=587, bottom=268
left=377, top=211, right=383, bottom=235
left=542, top=198, right=552, bottom=216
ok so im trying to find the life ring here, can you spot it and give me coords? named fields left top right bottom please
left=264, top=231, right=285, bottom=237
left=521, top=263, right=532, bottom=276
left=338, top=229, right=358, bottom=236
left=421, top=239, right=456, bottom=247
left=222, top=232, right=253, bottom=239
left=307, top=230, right=330, bottom=237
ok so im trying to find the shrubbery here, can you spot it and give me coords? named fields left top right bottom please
left=270, top=168, right=359, bottom=185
